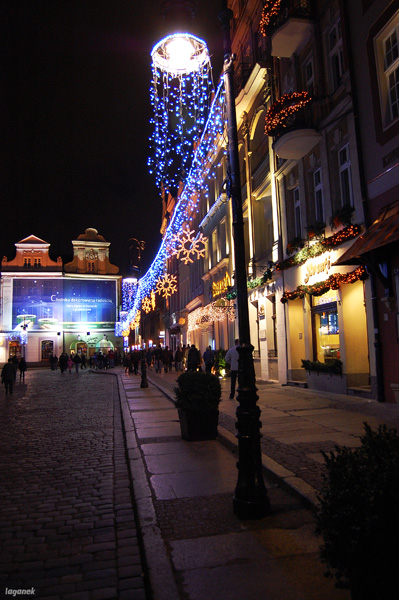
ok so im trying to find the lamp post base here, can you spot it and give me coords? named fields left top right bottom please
left=233, top=344, right=270, bottom=519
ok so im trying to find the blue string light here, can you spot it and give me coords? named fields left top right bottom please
left=118, top=76, right=226, bottom=334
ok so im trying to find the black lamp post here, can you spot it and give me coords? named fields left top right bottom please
left=219, top=1, right=270, bottom=519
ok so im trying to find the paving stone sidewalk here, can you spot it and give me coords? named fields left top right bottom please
left=0, top=368, right=149, bottom=600
left=143, top=368, right=399, bottom=506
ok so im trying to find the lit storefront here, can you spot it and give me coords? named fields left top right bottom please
left=280, top=242, right=371, bottom=394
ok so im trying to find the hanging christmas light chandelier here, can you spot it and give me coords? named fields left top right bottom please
left=148, top=32, right=214, bottom=196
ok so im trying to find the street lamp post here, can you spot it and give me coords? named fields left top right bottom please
left=219, top=1, right=270, bottom=519
left=128, top=237, right=148, bottom=388
left=151, top=0, right=270, bottom=518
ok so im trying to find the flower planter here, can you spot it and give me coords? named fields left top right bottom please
left=178, top=408, right=219, bottom=441
left=306, top=370, right=347, bottom=394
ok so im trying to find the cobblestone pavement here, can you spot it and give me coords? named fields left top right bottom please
left=0, top=368, right=149, bottom=600
left=144, top=368, right=399, bottom=500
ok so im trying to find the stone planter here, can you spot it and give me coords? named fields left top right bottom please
left=306, top=370, right=347, bottom=394
left=178, top=408, right=219, bottom=441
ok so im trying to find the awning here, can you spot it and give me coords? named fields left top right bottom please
left=334, top=200, right=399, bottom=266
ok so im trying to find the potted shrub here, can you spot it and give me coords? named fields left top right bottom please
left=316, top=423, right=399, bottom=599
left=174, top=370, right=221, bottom=441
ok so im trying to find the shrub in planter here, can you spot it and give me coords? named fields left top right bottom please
left=174, top=371, right=222, bottom=440
left=316, top=423, right=399, bottom=599
left=301, top=359, right=343, bottom=376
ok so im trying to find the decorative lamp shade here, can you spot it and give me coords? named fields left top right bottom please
left=151, top=33, right=210, bottom=75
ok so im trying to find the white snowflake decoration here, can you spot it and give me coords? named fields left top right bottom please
left=170, top=229, right=207, bottom=264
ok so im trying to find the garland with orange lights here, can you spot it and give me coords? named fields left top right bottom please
left=265, top=91, right=312, bottom=136
left=280, top=266, right=368, bottom=303
left=276, top=224, right=361, bottom=271
left=260, top=0, right=282, bottom=35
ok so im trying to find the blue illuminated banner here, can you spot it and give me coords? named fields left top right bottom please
left=12, top=278, right=117, bottom=331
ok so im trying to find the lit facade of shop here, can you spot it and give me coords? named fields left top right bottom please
left=0, top=230, right=122, bottom=364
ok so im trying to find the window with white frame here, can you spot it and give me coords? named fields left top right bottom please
left=338, top=145, right=354, bottom=207
left=373, top=12, right=399, bottom=131
left=384, top=25, right=399, bottom=120
left=313, top=168, right=324, bottom=222
left=329, top=20, right=344, bottom=90
left=294, top=187, right=302, bottom=238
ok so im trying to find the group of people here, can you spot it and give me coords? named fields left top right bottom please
left=122, top=339, right=241, bottom=398
left=1, top=355, right=27, bottom=394
left=49, top=349, right=122, bottom=373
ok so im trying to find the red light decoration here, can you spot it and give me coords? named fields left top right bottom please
left=265, top=91, right=312, bottom=136
left=260, top=1, right=282, bottom=35
left=280, top=266, right=368, bottom=303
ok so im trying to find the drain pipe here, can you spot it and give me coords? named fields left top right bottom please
left=342, top=1, right=384, bottom=401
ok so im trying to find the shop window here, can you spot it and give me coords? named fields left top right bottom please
left=313, top=168, right=324, bottom=222
left=338, top=145, right=354, bottom=207
left=9, top=341, right=22, bottom=359
left=41, top=340, right=54, bottom=360
left=312, top=300, right=340, bottom=363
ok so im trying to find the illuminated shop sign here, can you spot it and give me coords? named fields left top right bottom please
left=212, top=272, right=231, bottom=298
left=12, top=278, right=117, bottom=331
left=303, top=254, right=331, bottom=284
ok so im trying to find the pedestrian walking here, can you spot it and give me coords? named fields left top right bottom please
left=67, top=355, right=74, bottom=374
left=58, top=353, right=68, bottom=374
left=73, top=353, right=81, bottom=373
left=18, top=357, right=27, bottom=382
left=154, top=345, right=163, bottom=373
left=202, top=345, right=215, bottom=373
left=187, top=344, right=201, bottom=371
left=225, top=339, right=240, bottom=399
left=80, top=353, right=87, bottom=369
left=2, top=358, right=17, bottom=394
left=174, top=346, right=183, bottom=371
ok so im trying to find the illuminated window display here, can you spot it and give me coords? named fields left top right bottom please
left=12, top=278, right=117, bottom=331
left=312, top=295, right=340, bottom=363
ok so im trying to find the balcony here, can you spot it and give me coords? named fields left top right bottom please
left=260, top=0, right=314, bottom=58
left=265, top=92, right=321, bottom=160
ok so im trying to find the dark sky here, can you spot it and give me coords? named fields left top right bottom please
left=2, top=1, right=224, bottom=274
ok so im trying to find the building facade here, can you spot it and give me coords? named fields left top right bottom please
left=0, top=229, right=123, bottom=365
left=147, top=0, right=399, bottom=401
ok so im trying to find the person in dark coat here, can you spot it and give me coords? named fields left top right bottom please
left=202, top=346, right=215, bottom=373
left=18, top=357, right=27, bottom=382
left=187, top=344, right=201, bottom=371
left=58, top=353, right=68, bottom=374
left=2, top=358, right=17, bottom=394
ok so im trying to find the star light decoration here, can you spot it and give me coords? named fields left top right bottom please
left=148, top=33, right=214, bottom=197
left=169, top=228, right=207, bottom=264
left=156, top=273, right=178, bottom=299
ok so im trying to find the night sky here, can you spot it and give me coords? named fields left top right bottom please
left=3, top=1, right=224, bottom=274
